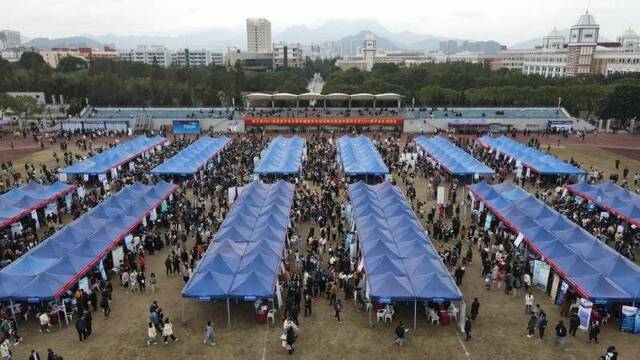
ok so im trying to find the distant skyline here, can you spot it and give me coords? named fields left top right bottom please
left=3, top=0, right=639, bottom=45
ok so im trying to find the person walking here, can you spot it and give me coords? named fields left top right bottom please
left=554, top=320, right=567, bottom=350
left=84, top=311, right=92, bottom=338
left=203, top=320, right=215, bottom=346
left=525, top=293, right=534, bottom=314
left=75, top=316, right=87, bottom=342
left=100, top=294, right=111, bottom=318
left=394, top=321, right=407, bottom=347
left=285, top=324, right=296, bottom=355
left=569, top=311, right=580, bottom=336
left=464, top=316, right=472, bottom=341
left=470, top=298, right=480, bottom=320
left=334, top=299, right=343, bottom=324
left=46, top=349, right=62, bottom=360
left=147, top=322, right=158, bottom=346
left=602, top=345, right=618, bottom=360
left=304, top=293, right=312, bottom=316
left=162, top=318, right=178, bottom=344
left=149, top=273, right=158, bottom=292
left=538, top=313, right=547, bottom=340
left=587, top=321, right=600, bottom=344
left=28, top=350, right=41, bottom=360
left=527, top=314, right=536, bottom=338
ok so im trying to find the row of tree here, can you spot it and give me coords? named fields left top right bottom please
left=322, top=62, right=640, bottom=123
left=1, top=52, right=639, bottom=123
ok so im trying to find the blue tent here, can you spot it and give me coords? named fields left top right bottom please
left=349, top=181, right=461, bottom=302
left=478, top=135, right=584, bottom=176
left=63, top=135, right=166, bottom=175
left=151, top=135, right=231, bottom=176
left=338, top=135, right=389, bottom=175
left=0, top=181, right=77, bottom=229
left=566, top=181, right=640, bottom=227
left=468, top=181, right=640, bottom=302
left=182, top=181, right=294, bottom=300
left=415, top=136, right=494, bottom=176
left=254, top=136, right=306, bottom=175
left=0, top=181, right=178, bottom=300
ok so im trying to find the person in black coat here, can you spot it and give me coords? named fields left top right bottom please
left=75, top=316, right=87, bottom=342
left=569, top=311, right=580, bottom=336
left=464, top=316, right=472, bottom=341
left=470, top=298, right=480, bottom=320
left=84, top=311, right=92, bottom=337
left=29, top=350, right=41, bottom=360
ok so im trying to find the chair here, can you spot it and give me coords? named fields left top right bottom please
left=384, top=308, right=395, bottom=322
left=601, top=315, right=610, bottom=325
left=376, top=309, right=386, bottom=323
left=267, top=309, right=277, bottom=326
left=364, top=301, right=372, bottom=313
left=429, top=309, right=439, bottom=325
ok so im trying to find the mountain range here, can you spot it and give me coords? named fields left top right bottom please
left=23, top=19, right=507, bottom=53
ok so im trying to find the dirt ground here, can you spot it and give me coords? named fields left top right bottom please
left=4, top=131, right=640, bottom=360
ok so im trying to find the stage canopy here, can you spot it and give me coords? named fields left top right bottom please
left=151, top=135, right=231, bottom=176
left=254, top=135, right=306, bottom=175
left=0, top=181, right=77, bottom=229
left=468, top=181, right=640, bottom=302
left=338, top=135, right=389, bottom=176
left=415, top=136, right=494, bottom=177
left=478, top=135, right=584, bottom=176
left=182, top=181, right=294, bottom=300
left=349, top=181, right=462, bottom=302
left=566, top=181, right=640, bottom=227
left=63, top=135, right=166, bottom=175
left=0, top=181, right=178, bottom=300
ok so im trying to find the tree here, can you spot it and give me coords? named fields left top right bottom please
left=0, top=93, right=15, bottom=111
left=597, top=84, right=640, bottom=126
left=18, top=52, right=50, bottom=73
left=57, top=56, right=88, bottom=73
left=11, top=95, right=42, bottom=119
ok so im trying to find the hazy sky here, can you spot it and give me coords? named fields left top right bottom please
left=2, top=0, right=639, bottom=44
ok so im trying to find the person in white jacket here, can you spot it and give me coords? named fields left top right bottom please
left=147, top=322, right=157, bottom=346
left=0, top=338, right=11, bottom=360
left=525, top=293, right=534, bottom=314
left=162, top=318, right=178, bottom=344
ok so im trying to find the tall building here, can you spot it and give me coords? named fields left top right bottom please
left=0, top=30, right=21, bottom=49
left=566, top=11, right=600, bottom=76
left=362, top=33, right=377, bottom=71
left=272, top=42, right=304, bottom=68
left=246, top=18, right=272, bottom=53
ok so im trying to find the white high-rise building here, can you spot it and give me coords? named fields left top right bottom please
left=171, top=49, right=223, bottom=67
left=0, top=30, right=21, bottom=49
left=246, top=18, right=272, bottom=53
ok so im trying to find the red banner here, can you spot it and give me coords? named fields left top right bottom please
left=244, top=117, right=404, bottom=127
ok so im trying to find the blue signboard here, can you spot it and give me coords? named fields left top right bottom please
left=172, top=120, right=201, bottom=134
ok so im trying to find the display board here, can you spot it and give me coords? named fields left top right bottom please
left=172, top=120, right=201, bottom=134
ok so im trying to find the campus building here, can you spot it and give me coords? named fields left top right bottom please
left=171, top=49, right=223, bottom=67
left=246, top=18, right=272, bottom=53
left=272, top=42, right=304, bottom=68
left=496, top=12, right=640, bottom=77
left=119, top=45, right=172, bottom=67
left=39, top=47, right=120, bottom=68
left=0, top=30, right=21, bottom=50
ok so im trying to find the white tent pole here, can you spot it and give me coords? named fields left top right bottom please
left=9, top=300, right=17, bottom=331
left=61, top=298, right=69, bottom=327
left=226, top=297, right=231, bottom=326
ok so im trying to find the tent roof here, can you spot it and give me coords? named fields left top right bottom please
left=0, top=181, right=178, bottom=300
left=478, top=135, right=584, bottom=175
left=297, top=92, right=325, bottom=100
left=325, top=93, right=350, bottom=100
left=349, top=181, right=461, bottom=302
left=375, top=93, right=403, bottom=100
left=468, top=181, right=640, bottom=302
left=0, top=181, right=77, bottom=229
left=415, top=136, right=494, bottom=176
left=63, top=135, right=166, bottom=175
left=245, top=93, right=273, bottom=101
left=271, top=93, right=298, bottom=100
left=254, top=135, right=306, bottom=175
left=350, top=93, right=375, bottom=100
left=182, top=181, right=294, bottom=300
left=566, top=181, right=640, bottom=227
left=151, top=135, right=231, bottom=176
left=338, top=135, right=389, bottom=175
